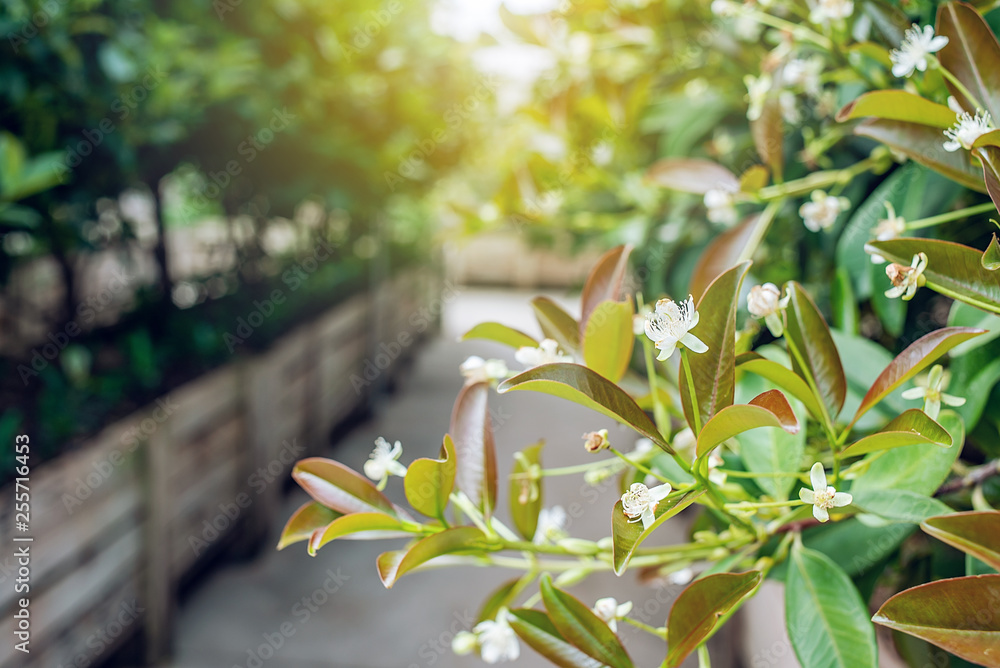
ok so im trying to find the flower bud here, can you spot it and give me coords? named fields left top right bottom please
left=451, top=631, right=477, bottom=655
left=583, top=429, right=610, bottom=453
left=557, top=538, right=601, bottom=555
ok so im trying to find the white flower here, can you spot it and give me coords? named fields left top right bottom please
left=452, top=631, right=478, bottom=655
left=870, top=203, right=907, bottom=264
left=711, top=0, right=740, bottom=17
left=363, top=437, right=407, bottom=490
left=621, top=482, right=672, bottom=530
left=644, top=295, right=708, bottom=361
left=734, top=14, right=762, bottom=41
left=943, top=110, right=994, bottom=152
left=799, top=190, right=850, bottom=232
left=474, top=609, right=520, bottom=664
left=901, top=364, right=966, bottom=420
left=671, top=428, right=696, bottom=461
left=460, top=356, right=509, bottom=384
left=798, top=462, right=852, bottom=522
left=515, top=338, right=573, bottom=367
left=668, top=567, right=695, bottom=585
left=747, top=283, right=789, bottom=337
left=784, top=57, right=823, bottom=97
left=708, top=452, right=727, bottom=486
left=593, top=597, right=633, bottom=633
left=704, top=188, right=740, bottom=226
left=745, top=74, right=772, bottom=121
left=534, top=506, right=569, bottom=544
left=780, top=91, right=802, bottom=125
left=809, top=0, right=854, bottom=25
left=583, top=429, right=610, bottom=453
left=890, top=24, right=949, bottom=78
left=885, top=252, right=927, bottom=301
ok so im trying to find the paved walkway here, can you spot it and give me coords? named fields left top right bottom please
left=167, top=289, right=727, bottom=668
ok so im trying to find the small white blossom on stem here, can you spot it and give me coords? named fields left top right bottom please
left=644, top=295, right=708, bottom=361
left=784, top=57, right=823, bottom=97
left=870, top=203, right=907, bottom=264
left=744, top=74, right=772, bottom=121
left=452, top=631, right=478, bottom=656
left=473, top=608, right=520, bottom=664
left=621, top=482, right=672, bottom=530
left=704, top=188, right=740, bottom=226
left=885, top=252, right=927, bottom=301
left=583, top=429, right=610, bottom=453
left=901, top=364, right=966, bottom=420
left=890, top=24, right=949, bottom=78
left=363, top=437, right=407, bottom=490
left=943, top=110, right=994, bottom=152
left=534, top=506, right=569, bottom=544
left=515, top=338, right=573, bottom=367
left=593, top=597, right=633, bottom=633
left=799, top=462, right=852, bottom=522
left=460, top=356, right=509, bottom=384
left=668, top=567, right=695, bottom=585
left=799, top=190, right=850, bottom=232
left=747, top=283, right=789, bottom=337
left=809, top=0, right=854, bottom=25
left=780, top=91, right=802, bottom=125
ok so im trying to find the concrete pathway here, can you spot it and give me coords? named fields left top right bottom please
left=167, top=289, right=727, bottom=668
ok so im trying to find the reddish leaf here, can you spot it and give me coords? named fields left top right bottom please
left=689, top=214, right=757, bottom=300
left=277, top=502, right=342, bottom=550
left=872, top=575, right=1000, bottom=666
left=580, top=245, right=633, bottom=340
left=937, top=1, right=1000, bottom=122
left=292, top=458, right=397, bottom=516
left=736, top=352, right=826, bottom=422
left=695, top=389, right=800, bottom=457
left=450, top=382, right=498, bottom=517
left=849, top=327, right=985, bottom=428
left=533, top=296, right=581, bottom=354
left=665, top=571, right=762, bottom=667
left=539, top=574, right=633, bottom=668
left=783, top=281, right=847, bottom=420
left=509, top=609, right=606, bottom=668
left=976, top=146, right=1000, bottom=215
left=855, top=120, right=986, bottom=192
left=377, top=526, right=489, bottom=589
left=922, top=511, right=1000, bottom=571
left=645, top=158, right=739, bottom=194
left=751, top=95, right=784, bottom=179
left=680, top=261, right=751, bottom=432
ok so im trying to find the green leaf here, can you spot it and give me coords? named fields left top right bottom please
left=983, top=234, right=1000, bottom=271
left=785, top=543, right=879, bottom=668
left=852, top=410, right=965, bottom=496
left=533, top=296, right=581, bottom=354
left=292, top=458, right=398, bottom=516
left=976, top=145, right=1000, bottom=215
left=689, top=214, right=757, bottom=301
left=751, top=95, right=784, bottom=179
left=508, top=609, right=606, bottom=668
left=696, top=389, right=800, bottom=458
left=498, top=363, right=672, bottom=452
left=831, top=267, right=860, bottom=334
left=841, top=409, right=953, bottom=457
left=783, top=281, right=847, bottom=420
left=872, top=574, right=1000, bottom=665
left=850, top=489, right=953, bottom=524
left=308, top=512, right=409, bottom=555
left=937, top=1, right=1000, bottom=122
left=377, top=526, right=488, bottom=589
left=645, top=158, right=740, bottom=194
left=922, top=511, right=1000, bottom=571
left=580, top=245, right=633, bottom=341
left=868, top=238, right=1000, bottom=314
left=404, top=435, right=457, bottom=519
left=479, top=579, right=523, bottom=623
left=510, top=440, right=544, bottom=541
left=612, top=489, right=705, bottom=575
left=947, top=300, right=1000, bottom=355
left=736, top=352, right=826, bottom=422
left=582, top=299, right=634, bottom=383
left=837, top=90, right=957, bottom=128
left=277, top=502, right=342, bottom=550
left=665, top=571, right=762, bottom=668
left=450, top=383, right=498, bottom=517
left=680, top=261, right=751, bottom=432
left=855, top=120, right=986, bottom=192
left=539, top=575, right=633, bottom=668
left=740, top=165, right=769, bottom=193
left=830, top=330, right=909, bottom=430
left=848, top=327, right=985, bottom=428
left=462, top=322, right=538, bottom=349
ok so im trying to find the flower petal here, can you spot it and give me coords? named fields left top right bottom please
left=901, top=387, right=926, bottom=400
left=942, top=394, right=966, bottom=407
left=924, top=398, right=941, bottom=420
left=649, top=483, right=672, bottom=501
left=641, top=508, right=656, bottom=531
left=832, top=492, right=853, bottom=507
left=810, top=462, right=827, bottom=492
left=680, top=333, right=709, bottom=354
left=813, top=505, right=830, bottom=522
left=656, top=339, right=677, bottom=361
left=799, top=488, right=816, bottom=504
left=765, top=312, right=784, bottom=337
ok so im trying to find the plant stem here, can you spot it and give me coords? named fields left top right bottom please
left=610, top=447, right=671, bottom=484
left=681, top=349, right=702, bottom=436
left=757, top=152, right=887, bottom=201
left=933, top=58, right=987, bottom=112
left=698, top=645, right=712, bottom=668
left=624, top=617, right=667, bottom=639
left=905, top=202, right=997, bottom=230
left=638, top=294, right=673, bottom=440
left=726, top=499, right=805, bottom=510
left=718, top=469, right=806, bottom=479
left=737, top=200, right=781, bottom=264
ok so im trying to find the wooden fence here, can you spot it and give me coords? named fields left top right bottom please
left=0, top=267, right=440, bottom=667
